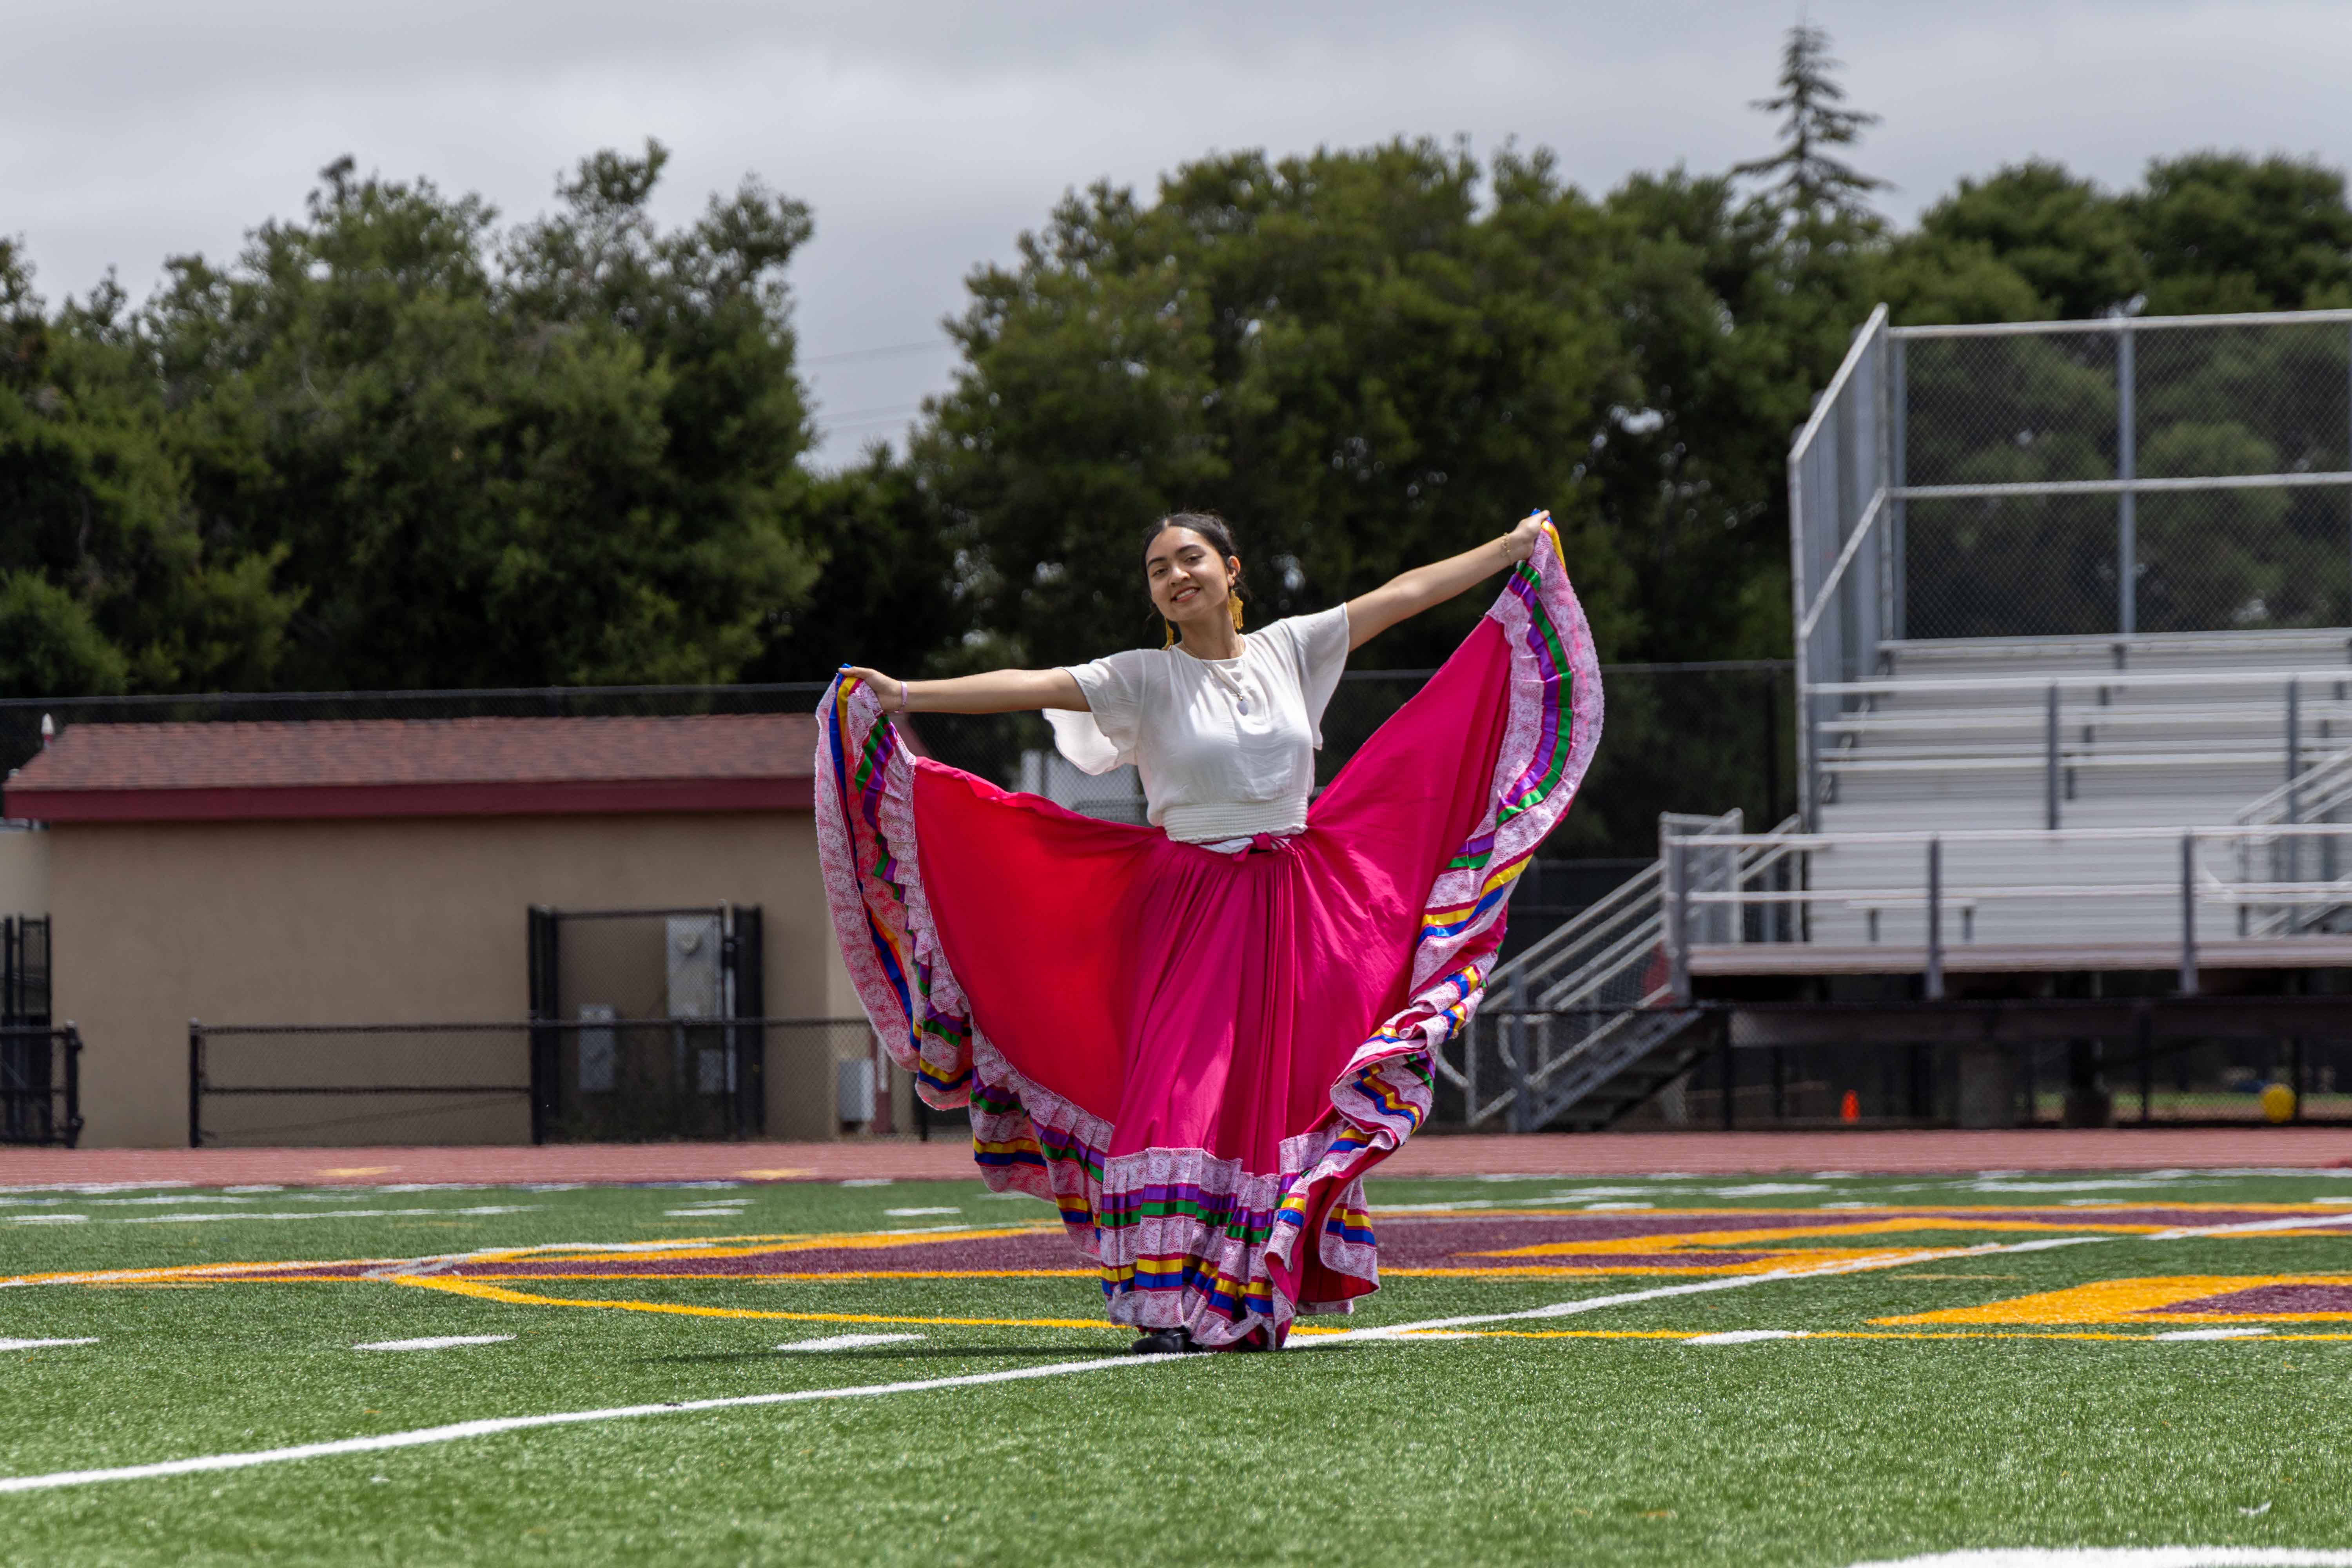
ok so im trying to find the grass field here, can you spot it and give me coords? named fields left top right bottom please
left=5, top=1166, right=2352, bottom=1566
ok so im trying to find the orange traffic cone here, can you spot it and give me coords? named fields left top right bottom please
left=1839, top=1090, right=1860, bottom=1123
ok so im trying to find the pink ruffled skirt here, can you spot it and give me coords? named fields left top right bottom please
left=816, top=530, right=1601, bottom=1347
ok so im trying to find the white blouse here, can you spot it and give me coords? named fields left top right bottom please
left=1046, top=606, right=1351, bottom=844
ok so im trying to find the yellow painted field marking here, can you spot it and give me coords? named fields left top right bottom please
left=456, top=1224, right=1060, bottom=1263
left=396, top=1276, right=1125, bottom=1332
left=1481, top=1216, right=2189, bottom=1260
left=11, top=1203, right=2343, bottom=1293
left=1379, top=1201, right=2347, bottom=1219
left=1877, top=1273, right=2352, bottom=1326
left=469, top=1270, right=1097, bottom=1282
left=1426, top=1326, right=2352, bottom=1344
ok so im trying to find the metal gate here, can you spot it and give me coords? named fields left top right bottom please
left=0, top=1025, right=78, bottom=1146
left=526, top=904, right=765, bottom=1141
left=3, top=915, right=49, bottom=1027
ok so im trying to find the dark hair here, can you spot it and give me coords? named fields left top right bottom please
left=1140, top=511, right=1248, bottom=603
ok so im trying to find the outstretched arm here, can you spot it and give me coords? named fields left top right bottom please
left=1342, top=510, right=1550, bottom=651
left=840, top=666, right=1088, bottom=715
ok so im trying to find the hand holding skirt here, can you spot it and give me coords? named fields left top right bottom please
left=815, top=523, right=1603, bottom=1347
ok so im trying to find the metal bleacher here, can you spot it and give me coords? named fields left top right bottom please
left=1801, top=628, right=2352, bottom=951
left=1437, top=305, right=2352, bottom=1131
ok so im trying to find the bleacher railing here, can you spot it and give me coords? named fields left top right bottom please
left=1661, top=822, right=2352, bottom=1002
left=1445, top=810, right=1804, bottom=1132
left=1792, top=305, right=2352, bottom=826
left=1814, top=662, right=2352, bottom=828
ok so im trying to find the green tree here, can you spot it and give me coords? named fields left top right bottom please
left=1907, top=161, right=2144, bottom=319
left=0, top=242, right=296, bottom=696
left=745, top=448, right=960, bottom=681
left=147, top=146, right=824, bottom=690
left=913, top=139, right=1653, bottom=674
left=1583, top=168, right=1827, bottom=660
left=2129, top=152, right=2352, bottom=313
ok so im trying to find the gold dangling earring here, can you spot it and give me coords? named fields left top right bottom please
left=1163, top=620, right=1177, bottom=648
left=1228, top=593, right=1244, bottom=632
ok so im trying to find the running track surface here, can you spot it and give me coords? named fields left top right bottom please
left=4, top=1129, right=2348, bottom=1186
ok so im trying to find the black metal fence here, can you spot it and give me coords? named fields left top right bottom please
left=2013, top=1035, right=2352, bottom=1127
left=0, top=662, right=1791, bottom=864
left=185, top=1016, right=849, bottom=1147
left=0, top=1024, right=80, bottom=1146
left=1432, top=1004, right=2352, bottom=1132
left=1645, top=1036, right=2352, bottom=1129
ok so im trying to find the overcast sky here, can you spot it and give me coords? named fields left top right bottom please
left=7, top=0, right=2347, bottom=465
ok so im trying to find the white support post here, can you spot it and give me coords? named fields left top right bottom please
left=1668, top=837, right=1692, bottom=1005
left=1508, top=968, right=1532, bottom=1135
left=2044, top=684, right=2061, bottom=831
left=1889, top=334, right=1907, bottom=641
left=2288, top=678, right=2304, bottom=932
left=2118, top=325, right=2137, bottom=636
left=1924, top=836, right=1945, bottom=1002
left=2179, top=832, right=2199, bottom=996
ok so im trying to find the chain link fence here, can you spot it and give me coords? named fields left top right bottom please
left=1793, top=307, right=2352, bottom=823
left=1900, top=316, right=2352, bottom=638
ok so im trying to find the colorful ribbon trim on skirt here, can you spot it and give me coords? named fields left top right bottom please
left=814, top=520, right=1602, bottom=1346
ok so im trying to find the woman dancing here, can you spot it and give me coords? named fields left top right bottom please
left=817, top=508, right=1601, bottom=1352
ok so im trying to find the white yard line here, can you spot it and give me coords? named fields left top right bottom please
left=1848, top=1551, right=2352, bottom=1566
left=1296, top=1242, right=2090, bottom=1346
left=1303, top=1202, right=2339, bottom=1348
left=353, top=1336, right=516, bottom=1352
left=5, top=1222, right=1060, bottom=1290
left=780, top=1334, right=926, bottom=1351
left=0, top=1355, right=1176, bottom=1494
left=8, top=1207, right=541, bottom=1230
left=115, top=1207, right=536, bottom=1225
left=2148, top=1213, right=2352, bottom=1240
left=1684, top=1329, right=1810, bottom=1345
left=0, top=1193, right=2334, bottom=1501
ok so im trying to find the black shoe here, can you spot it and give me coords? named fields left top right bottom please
left=1130, top=1327, right=1195, bottom=1355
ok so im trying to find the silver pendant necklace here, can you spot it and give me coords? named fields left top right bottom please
left=1196, top=645, right=1254, bottom=713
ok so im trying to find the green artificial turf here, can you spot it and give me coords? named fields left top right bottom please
left=2, top=1168, right=2349, bottom=1565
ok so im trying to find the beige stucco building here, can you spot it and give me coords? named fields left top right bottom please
left=4, top=714, right=884, bottom=1148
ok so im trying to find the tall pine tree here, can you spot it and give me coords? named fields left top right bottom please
left=1731, top=23, right=1889, bottom=221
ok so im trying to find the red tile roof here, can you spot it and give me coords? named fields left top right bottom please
left=5, top=714, right=821, bottom=823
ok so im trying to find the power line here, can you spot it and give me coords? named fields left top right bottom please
left=820, top=401, right=927, bottom=427
left=802, top=338, right=954, bottom=367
